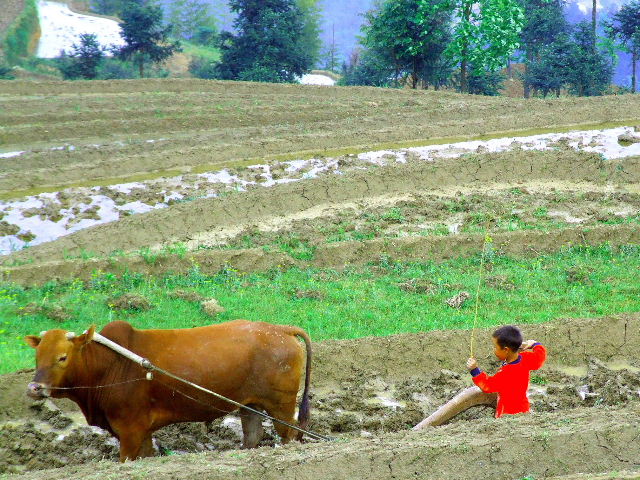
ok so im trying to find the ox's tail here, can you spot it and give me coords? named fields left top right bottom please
left=288, top=326, right=312, bottom=439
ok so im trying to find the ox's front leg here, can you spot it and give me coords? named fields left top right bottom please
left=111, top=420, right=155, bottom=462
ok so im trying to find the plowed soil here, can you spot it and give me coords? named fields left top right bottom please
left=1, top=314, right=639, bottom=479
left=3, top=147, right=639, bottom=285
left=2, top=79, right=640, bottom=197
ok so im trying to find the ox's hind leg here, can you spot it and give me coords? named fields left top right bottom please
left=240, top=408, right=264, bottom=448
left=139, top=434, right=155, bottom=458
left=263, top=399, right=298, bottom=444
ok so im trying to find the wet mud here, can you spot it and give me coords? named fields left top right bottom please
left=1, top=314, right=639, bottom=479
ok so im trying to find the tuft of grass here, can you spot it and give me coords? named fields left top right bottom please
left=380, top=207, right=405, bottom=223
left=138, top=247, right=160, bottom=265
left=276, top=234, right=316, bottom=260
left=533, top=207, right=549, bottom=218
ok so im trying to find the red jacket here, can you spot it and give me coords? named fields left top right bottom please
left=470, top=344, right=547, bottom=418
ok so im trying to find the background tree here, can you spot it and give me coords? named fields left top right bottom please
left=522, top=32, right=573, bottom=97
left=360, top=0, right=452, bottom=89
left=57, top=33, right=105, bottom=79
left=90, top=0, right=127, bottom=16
left=297, top=0, right=323, bottom=67
left=565, top=21, right=613, bottom=96
left=604, top=0, right=640, bottom=93
left=215, top=0, right=314, bottom=83
left=117, top=1, right=181, bottom=78
left=338, top=48, right=395, bottom=87
left=420, top=39, right=455, bottom=89
left=517, top=0, right=569, bottom=98
left=192, top=26, right=218, bottom=46
left=466, top=66, right=505, bottom=95
left=167, top=0, right=217, bottom=41
left=592, top=0, right=597, bottom=48
left=320, top=23, right=340, bottom=73
left=444, top=0, right=525, bottom=93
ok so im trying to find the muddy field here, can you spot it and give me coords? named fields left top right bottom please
left=2, top=145, right=640, bottom=285
left=2, top=80, right=640, bottom=198
left=2, top=80, right=640, bottom=479
left=1, top=314, right=639, bottom=479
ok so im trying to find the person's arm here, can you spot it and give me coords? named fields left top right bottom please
left=520, top=341, right=547, bottom=370
left=467, top=357, right=505, bottom=393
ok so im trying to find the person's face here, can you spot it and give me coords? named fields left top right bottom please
left=492, top=336, right=512, bottom=361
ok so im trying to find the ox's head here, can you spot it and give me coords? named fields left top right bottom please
left=25, top=326, right=96, bottom=399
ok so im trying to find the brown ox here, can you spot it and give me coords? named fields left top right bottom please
left=25, top=319, right=312, bottom=461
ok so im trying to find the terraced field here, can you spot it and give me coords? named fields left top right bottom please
left=1, top=80, right=639, bottom=479
left=1, top=79, right=640, bottom=197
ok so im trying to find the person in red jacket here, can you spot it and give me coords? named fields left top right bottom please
left=466, top=325, right=547, bottom=418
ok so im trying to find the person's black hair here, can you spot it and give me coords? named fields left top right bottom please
left=492, top=325, right=522, bottom=351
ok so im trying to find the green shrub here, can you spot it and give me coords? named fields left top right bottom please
left=96, top=58, right=137, bottom=79
left=188, top=55, right=218, bottom=79
left=0, top=63, right=14, bottom=79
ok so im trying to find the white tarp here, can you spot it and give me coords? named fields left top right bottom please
left=300, top=74, right=336, bottom=86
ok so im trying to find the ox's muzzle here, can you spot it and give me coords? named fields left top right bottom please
left=26, top=382, right=50, bottom=399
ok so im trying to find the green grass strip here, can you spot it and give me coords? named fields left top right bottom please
left=1, top=243, right=638, bottom=374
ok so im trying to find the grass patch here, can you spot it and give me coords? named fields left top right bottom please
left=1, top=244, right=639, bottom=374
left=180, top=41, right=220, bottom=63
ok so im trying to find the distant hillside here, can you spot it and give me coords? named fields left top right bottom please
left=0, top=0, right=24, bottom=35
left=0, top=0, right=26, bottom=60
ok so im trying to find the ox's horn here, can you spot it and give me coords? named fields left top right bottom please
left=66, top=332, right=76, bottom=339
left=39, top=331, right=47, bottom=337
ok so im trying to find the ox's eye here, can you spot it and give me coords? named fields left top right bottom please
left=58, top=355, right=68, bottom=363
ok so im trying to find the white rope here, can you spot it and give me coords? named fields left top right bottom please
left=89, top=331, right=330, bottom=441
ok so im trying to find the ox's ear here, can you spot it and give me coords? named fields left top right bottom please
left=25, top=335, right=41, bottom=348
left=72, top=325, right=96, bottom=347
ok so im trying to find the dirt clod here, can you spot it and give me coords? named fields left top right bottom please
left=106, top=293, right=153, bottom=312
left=201, top=298, right=225, bottom=317
left=168, top=289, right=206, bottom=303
left=445, top=291, right=471, bottom=308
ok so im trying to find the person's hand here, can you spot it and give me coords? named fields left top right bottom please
left=519, top=340, right=537, bottom=351
left=466, top=357, right=478, bottom=371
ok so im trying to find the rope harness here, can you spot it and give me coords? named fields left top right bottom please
left=469, top=234, right=492, bottom=359
left=52, top=331, right=331, bottom=442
